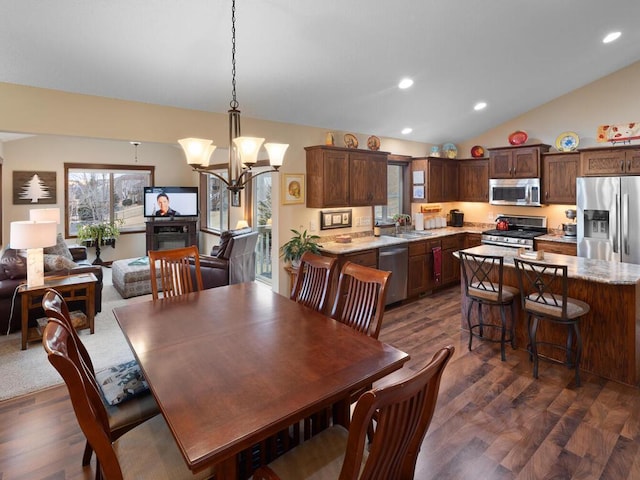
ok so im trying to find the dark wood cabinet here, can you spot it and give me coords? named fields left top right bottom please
left=146, top=219, right=198, bottom=253
left=534, top=239, right=577, bottom=256
left=464, top=232, right=482, bottom=249
left=542, top=152, right=578, bottom=204
left=305, top=145, right=387, bottom=207
left=412, top=157, right=458, bottom=202
left=407, top=238, right=442, bottom=297
left=458, top=158, right=489, bottom=202
left=579, top=147, right=640, bottom=176
left=440, top=234, right=464, bottom=286
left=489, top=144, right=550, bottom=179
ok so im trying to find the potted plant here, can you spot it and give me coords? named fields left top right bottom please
left=280, top=229, right=321, bottom=268
left=77, top=220, right=123, bottom=265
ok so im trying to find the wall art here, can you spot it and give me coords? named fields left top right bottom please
left=282, top=173, right=305, bottom=205
left=13, top=171, right=57, bottom=204
left=320, top=209, right=352, bottom=230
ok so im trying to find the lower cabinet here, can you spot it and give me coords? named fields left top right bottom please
left=441, top=234, right=464, bottom=286
left=407, top=239, right=442, bottom=297
left=534, top=239, right=577, bottom=256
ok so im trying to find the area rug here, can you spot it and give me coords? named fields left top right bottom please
left=0, top=268, right=152, bottom=402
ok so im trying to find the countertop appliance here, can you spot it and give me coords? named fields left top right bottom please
left=562, top=209, right=577, bottom=238
left=378, top=244, right=408, bottom=305
left=577, top=177, right=640, bottom=264
left=449, top=209, right=464, bottom=227
left=489, top=178, right=542, bottom=206
left=481, top=214, right=547, bottom=251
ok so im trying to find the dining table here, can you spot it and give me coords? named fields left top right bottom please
left=113, top=281, right=410, bottom=479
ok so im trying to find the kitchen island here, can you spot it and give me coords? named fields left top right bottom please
left=457, top=245, right=640, bottom=386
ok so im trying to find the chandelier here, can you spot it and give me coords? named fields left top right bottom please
left=179, top=0, right=288, bottom=204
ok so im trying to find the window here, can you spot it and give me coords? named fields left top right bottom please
left=250, top=170, right=273, bottom=284
left=200, top=170, right=229, bottom=233
left=65, top=163, right=154, bottom=237
left=375, top=163, right=406, bottom=223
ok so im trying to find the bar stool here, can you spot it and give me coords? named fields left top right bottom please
left=459, top=252, right=518, bottom=361
left=513, top=258, right=590, bottom=386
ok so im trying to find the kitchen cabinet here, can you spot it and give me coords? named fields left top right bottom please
left=579, top=147, right=640, bottom=176
left=489, top=144, right=550, bottom=179
left=464, top=233, right=482, bottom=249
left=534, top=239, right=577, bottom=256
left=412, top=157, right=458, bottom=202
left=305, top=145, right=388, bottom=207
left=441, top=234, right=464, bottom=286
left=458, top=158, right=489, bottom=202
left=407, top=238, right=441, bottom=297
left=542, top=152, right=578, bottom=204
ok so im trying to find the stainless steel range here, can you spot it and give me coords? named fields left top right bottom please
left=481, top=214, right=547, bottom=250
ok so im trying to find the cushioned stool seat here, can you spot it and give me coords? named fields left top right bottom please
left=112, top=258, right=161, bottom=299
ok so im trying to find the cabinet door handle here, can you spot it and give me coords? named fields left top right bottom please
left=621, top=160, right=624, bottom=172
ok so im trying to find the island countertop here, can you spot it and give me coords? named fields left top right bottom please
left=459, top=244, right=640, bottom=285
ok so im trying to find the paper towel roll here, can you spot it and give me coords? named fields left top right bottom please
left=413, top=213, right=424, bottom=231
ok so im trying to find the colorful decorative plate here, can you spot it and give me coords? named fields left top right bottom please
left=442, top=143, right=458, bottom=158
left=555, top=131, right=579, bottom=152
left=344, top=133, right=358, bottom=149
left=508, top=130, right=528, bottom=146
left=471, top=145, right=485, bottom=158
left=367, top=135, right=380, bottom=151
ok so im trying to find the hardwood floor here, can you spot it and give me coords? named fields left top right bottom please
left=2, top=285, right=640, bottom=479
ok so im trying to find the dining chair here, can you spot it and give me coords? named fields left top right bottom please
left=148, top=245, right=204, bottom=299
left=42, top=289, right=159, bottom=477
left=513, top=257, right=590, bottom=386
left=42, top=318, right=216, bottom=480
left=330, top=261, right=391, bottom=340
left=459, top=251, right=519, bottom=361
left=252, top=345, right=454, bottom=480
left=290, top=251, right=337, bottom=314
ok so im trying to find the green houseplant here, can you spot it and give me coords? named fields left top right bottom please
left=77, top=220, right=123, bottom=265
left=280, top=229, right=321, bottom=267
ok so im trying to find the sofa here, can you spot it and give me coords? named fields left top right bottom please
left=0, top=236, right=103, bottom=334
left=197, top=227, right=260, bottom=289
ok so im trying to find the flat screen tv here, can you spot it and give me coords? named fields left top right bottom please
left=144, top=186, right=198, bottom=218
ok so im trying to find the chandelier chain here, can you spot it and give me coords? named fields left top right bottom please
left=230, top=0, right=239, bottom=110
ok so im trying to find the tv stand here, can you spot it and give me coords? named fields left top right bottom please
left=146, top=219, right=198, bottom=253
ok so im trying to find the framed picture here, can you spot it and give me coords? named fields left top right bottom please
left=412, top=170, right=425, bottom=185
left=412, top=185, right=425, bottom=199
left=13, top=171, right=57, bottom=204
left=282, top=173, right=305, bottom=205
left=320, top=209, right=352, bottom=230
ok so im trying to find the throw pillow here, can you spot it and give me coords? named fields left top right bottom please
left=43, top=254, right=78, bottom=272
left=95, top=359, right=150, bottom=406
left=43, top=233, right=74, bottom=261
left=0, top=249, right=27, bottom=279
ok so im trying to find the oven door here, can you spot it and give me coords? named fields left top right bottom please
left=489, top=178, right=541, bottom=206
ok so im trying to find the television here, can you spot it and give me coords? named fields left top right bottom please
left=144, top=186, right=198, bottom=218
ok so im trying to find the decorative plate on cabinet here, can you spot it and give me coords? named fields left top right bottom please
left=442, top=143, right=458, bottom=158
left=555, top=131, right=579, bottom=152
left=344, top=133, right=358, bottom=148
left=508, top=130, right=528, bottom=145
left=367, top=135, right=380, bottom=151
left=470, top=145, right=485, bottom=158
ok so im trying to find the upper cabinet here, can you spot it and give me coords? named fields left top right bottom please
left=305, top=145, right=388, bottom=208
left=458, top=158, right=489, bottom=202
left=579, top=147, right=640, bottom=176
left=412, top=157, right=458, bottom=203
left=489, top=144, right=550, bottom=178
left=542, top=152, right=578, bottom=204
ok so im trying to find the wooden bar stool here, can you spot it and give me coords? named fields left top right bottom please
left=513, top=257, right=590, bottom=386
left=459, top=252, right=518, bottom=361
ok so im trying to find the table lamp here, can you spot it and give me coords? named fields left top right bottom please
left=29, top=207, right=61, bottom=225
left=10, top=221, right=57, bottom=288
left=235, top=220, right=249, bottom=229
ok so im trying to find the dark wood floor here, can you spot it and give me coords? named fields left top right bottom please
left=2, top=285, right=640, bottom=479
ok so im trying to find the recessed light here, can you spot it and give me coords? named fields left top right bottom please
left=474, top=101, right=487, bottom=111
left=603, top=31, right=621, bottom=44
left=398, top=78, right=414, bottom=89
left=401, top=127, right=413, bottom=135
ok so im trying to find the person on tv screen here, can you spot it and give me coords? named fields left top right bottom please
left=155, top=193, right=179, bottom=217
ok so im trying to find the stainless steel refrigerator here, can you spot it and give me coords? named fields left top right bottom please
left=577, top=176, right=640, bottom=264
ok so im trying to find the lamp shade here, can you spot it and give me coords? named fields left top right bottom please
left=235, top=220, right=249, bottom=229
left=264, top=143, right=289, bottom=168
left=178, top=138, right=217, bottom=166
left=29, top=208, right=61, bottom=224
left=10, top=221, right=57, bottom=249
left=233, top=137, right=265, bottom=166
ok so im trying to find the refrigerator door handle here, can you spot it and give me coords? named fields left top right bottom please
left=613, top=194, right=619, bottom=254
left=623, top=193, right=630, bottom=255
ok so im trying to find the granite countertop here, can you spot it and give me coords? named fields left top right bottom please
left=537, top=234, right=577, bottom=244
left=459, top=244, right=640, bottom=285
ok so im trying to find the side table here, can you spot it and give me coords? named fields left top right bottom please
left=19, top=273, right=98, bottom=350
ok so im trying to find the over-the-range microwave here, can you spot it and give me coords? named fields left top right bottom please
left=489, top=178, right=542, bottom=206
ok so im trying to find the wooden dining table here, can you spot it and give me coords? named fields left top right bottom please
left=113, top=281, right=409, bottom=479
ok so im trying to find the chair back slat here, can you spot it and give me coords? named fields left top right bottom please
left=340, top=345, right=455, bottom=480
left=331, top=262, right=391, bottom=339
left=149, top=245, right=204, bottom=300
left=290, top=252, right=337, bottom=314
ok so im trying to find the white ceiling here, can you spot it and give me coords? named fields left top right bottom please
left=2, top=0, right=640, bottom=145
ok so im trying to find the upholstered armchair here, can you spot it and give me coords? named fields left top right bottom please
left=198, top=228, right=259, bottom=289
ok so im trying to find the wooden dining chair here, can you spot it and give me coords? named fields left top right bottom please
left=290, top=251, right=338, bottom=314
left=148, top=245, right=204, bottom=299
left=330, top=261, right=391, bottom=340
left=253, top=345, right=454, bottom=480
left=42, top=289, right=159, bottom=477
left=42, top=318, right=216, bottom=480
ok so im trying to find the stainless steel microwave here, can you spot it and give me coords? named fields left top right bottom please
left=489, top=178, right=541, bottom=206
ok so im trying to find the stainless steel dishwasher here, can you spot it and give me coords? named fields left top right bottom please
left=378, top=244, right=408, bottom=305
